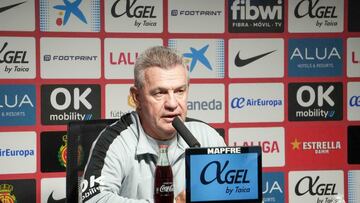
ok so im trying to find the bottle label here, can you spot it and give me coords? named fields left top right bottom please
left=159, top=182, right=174, bottom=193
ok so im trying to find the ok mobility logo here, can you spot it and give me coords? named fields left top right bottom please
left=288, top=82, right=343, bottom=121
left=41, top=84, right=101, bottom=125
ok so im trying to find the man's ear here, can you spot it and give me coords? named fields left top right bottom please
left=130, top=86, right=140, bottom=109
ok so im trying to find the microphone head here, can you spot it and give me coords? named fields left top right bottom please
left=172, top=116, right=200, bottom=147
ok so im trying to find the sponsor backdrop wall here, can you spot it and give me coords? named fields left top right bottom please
left=0, top=0, right=360, bottom=202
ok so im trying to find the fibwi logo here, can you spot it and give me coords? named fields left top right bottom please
left=39, top=0, right=100, bottom=32
left=288, top=82, right=343, bottom=121
left=0, top=184, right=16, bottom=203
left=0, top=84, right=36, bottom=126
left=288, top=38, right=343, bottom=77
left=168, top=39, right=224, bottom=79
left=262, top=172, right=284, bottom=203
left=41, top=84, right=101, bottom=125
left=228, top=0, right=284, bottom=33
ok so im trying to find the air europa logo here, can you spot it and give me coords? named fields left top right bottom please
left=231, top=97, right=282, bottom=109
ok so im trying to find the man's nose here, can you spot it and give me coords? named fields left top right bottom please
left=165, top=93, right=178, bottom=109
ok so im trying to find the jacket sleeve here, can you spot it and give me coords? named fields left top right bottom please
left=81, top=130, right=153, bottom=203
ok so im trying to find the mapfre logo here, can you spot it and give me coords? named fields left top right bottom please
left=105, top=0, right=162, bottom=32
left=0, top=37, right=36, bottom=79
left=41, top=84, right=101, bottom=125
left=229, top=0, right=284, bottom=33
left=288, top=0, right=344, bottom=32
left=228, top=127, right=284, bottom=167
left=288, top=82, right=343, bottom=121
left=289, top=170, right=345, bottom=202
left=288, top=38, right=342, bottom=77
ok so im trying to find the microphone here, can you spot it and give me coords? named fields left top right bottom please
left=172, top=116, right=201, bottom=148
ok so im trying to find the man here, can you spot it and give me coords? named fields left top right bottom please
left=82, top=46, right=225, bottom=202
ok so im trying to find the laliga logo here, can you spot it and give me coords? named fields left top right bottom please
left=200, top=160, right=249, bottom=185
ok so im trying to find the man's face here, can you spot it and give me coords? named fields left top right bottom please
left=131, top=65, right=189, bottom=140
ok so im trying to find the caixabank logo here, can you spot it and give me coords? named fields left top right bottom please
left=40, top=131, right=68, bottom=173
left=41, top=84, right=101, bottom=125
left=288, top=82, right=342, bottom=121
left=228, top=0, right=284, bottom=33
left=288, top=38, right=343, bottom=77
left=0, top=179, right=35, bottom=203
left=0, top=84, right=36, bottom=126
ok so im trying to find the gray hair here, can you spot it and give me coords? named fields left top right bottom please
left=134, top=46, right=188, bottom=88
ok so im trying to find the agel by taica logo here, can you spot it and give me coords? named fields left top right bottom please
left=288, top=82, right=342, bottom=121
left=41, top=85, right=101, bottom=125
